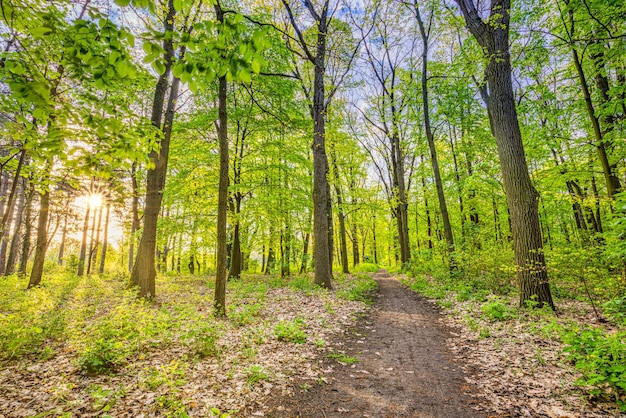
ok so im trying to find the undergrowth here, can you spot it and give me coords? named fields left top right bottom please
left=402, top=251, right=626, bottom=413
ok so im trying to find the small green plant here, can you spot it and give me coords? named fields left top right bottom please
left=327, top=352, right=358, bottom=365
left=88, top=383, right=126, bottom=413
left=563, top=326, right=626, bottom=410
left=143, top=360, right=187, bottom=391
left=210, top=407, right=231, bottom=418
left=79, top=337, right=125, bottom=374
left=245, top=365, right=269, bottom=385
left=478, top=327, right=491, bottom=339
left=274, top=318, right=307, bottom=344
left=289, top=275, right=319, bottom=293
left=230, top=303, right=263, bottom=327
left=315, top=338, right=326, bottom=348
left=182, top=322, right=223, bottom=358
left=337, top=274, right=378, bottom=304
left=603, top=296, right=626, bottom=324
left=481, top=299, right=512, bottom=321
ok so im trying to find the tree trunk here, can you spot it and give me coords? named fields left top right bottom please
left=455, top=0, right=554, bottom=309
left=214, top=67, right=229, bottom=315
left=57, top=210, right=68, bottom=266
left=129, top=0, right=178, bottom=298
left=300, top=231, right=310, bottom=273
left=228, top=195, right=243, bottom=280
left=18, top=184, right=34, bottom=276
left=87, top=205, right=101, bottom=275
left=5, top=177, right=26, bottom=276
left=77, top=200, right=91, bottom=277
left=0, top=150, right=25, bottom=243
left=129, top=162, right=140, bottom=272
left=28, top=190, right=50, bottom=288
left=415, top=4, right=454, bottom=268
left=308, top=4, right=333, bottom=288
left=98, top=203, right=110, bottom=274
left=330, top=149, right=349, bottom=274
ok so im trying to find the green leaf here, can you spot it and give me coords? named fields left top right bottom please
left=153, top=60, right=166, bottom=75
left=251, top=59, right=261, bottom=74
left=238, top=68, right=251, bottom=83
left=115, top=0, right=131, bottom=6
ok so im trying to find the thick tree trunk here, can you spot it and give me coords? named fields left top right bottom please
left=308, top=5, right=333, bottom=288
left=129, top=0, right=177, bottom=298
left=214, top=71, right=229, bottom=315
left=455, top=0, right=554, bottom=309
left=28, top=190, right=50, bottom=288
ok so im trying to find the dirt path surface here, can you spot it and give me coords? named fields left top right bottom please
left=261, top=270, right=486, bottom=417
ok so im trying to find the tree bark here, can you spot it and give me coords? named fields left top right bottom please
left=415, top=3, right=454, bottom=268
left=18, top=184, right=34, bottom=276
left=454, top=0, right=554, bottom=309
left=214, top=33, right=229, bottom=317
left=5, top=177, right=26, bottom=276
left=129, top=162, right=140, bottom=272
left=57, top=209, right=68, bottom=266
left=98, top=203, right=110, bottom=274
left=28, top=189, right=50, bottom=288
left=129, top=0, right=178, bottom=298
left=330, top=148, right=349, bottom=274
left=77, top=193, right=91, bottom=277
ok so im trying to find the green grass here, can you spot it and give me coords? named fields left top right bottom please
left=327, top=352, right=358, bottom=365
left=336, top=273, right=378, bottom=304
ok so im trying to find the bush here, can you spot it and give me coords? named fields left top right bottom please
left=481, top=299, right=512, bottom=321
left=603, top=296, right=626, bottom=325
left=337, top=273, right=377, bottom=304
left=274, top=318, right=307, bottom=344
left=563, top=326, right=626, bottom=410
left=353, top=263, right=380, bottom=273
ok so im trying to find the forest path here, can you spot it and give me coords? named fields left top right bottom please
left=260, top=269, right=485, bottom=418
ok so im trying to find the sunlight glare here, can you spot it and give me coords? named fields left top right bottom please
left=88, top=193, right=103, bottom=209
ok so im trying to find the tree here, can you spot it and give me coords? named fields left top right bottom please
left=453, top=0, right=555, bottom=309
left=411, top=0, right=455, bottom=268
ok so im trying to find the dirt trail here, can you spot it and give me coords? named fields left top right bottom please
left=262, top=270, right=485, bottom=417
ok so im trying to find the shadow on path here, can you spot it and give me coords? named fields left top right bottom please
left=260, top=269, right=485, bottom=417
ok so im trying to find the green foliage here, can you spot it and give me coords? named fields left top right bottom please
left=143, top=360, right=187, bottom=391
left=563, top=327, right=626, bottom=410
left=336, top=273, right=378, bottom=305
left=289, top=275, right=319, bottom=293
left=273, top=318, right=307, bottom=344
left=481, top=298, right=513, bottom=321
left=244, top=365, right=269, bottom=385
left=353, top=263, right=380, bottom=273
left=230, top=302, right=264, bottom=327
left=181, top=321, right=224, bottom=359
left=603, top=296, right=626, bottom=325
left=327, top=352, right=358, bottom=365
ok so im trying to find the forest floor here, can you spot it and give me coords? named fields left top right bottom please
left=0, top=269, right=623, bottom=417
left=258, top=270, right=625, bottom=418
left=258, top=269, right=485, bottom=417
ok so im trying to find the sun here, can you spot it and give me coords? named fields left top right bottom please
left=88, top=193, right=103, bottom=209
